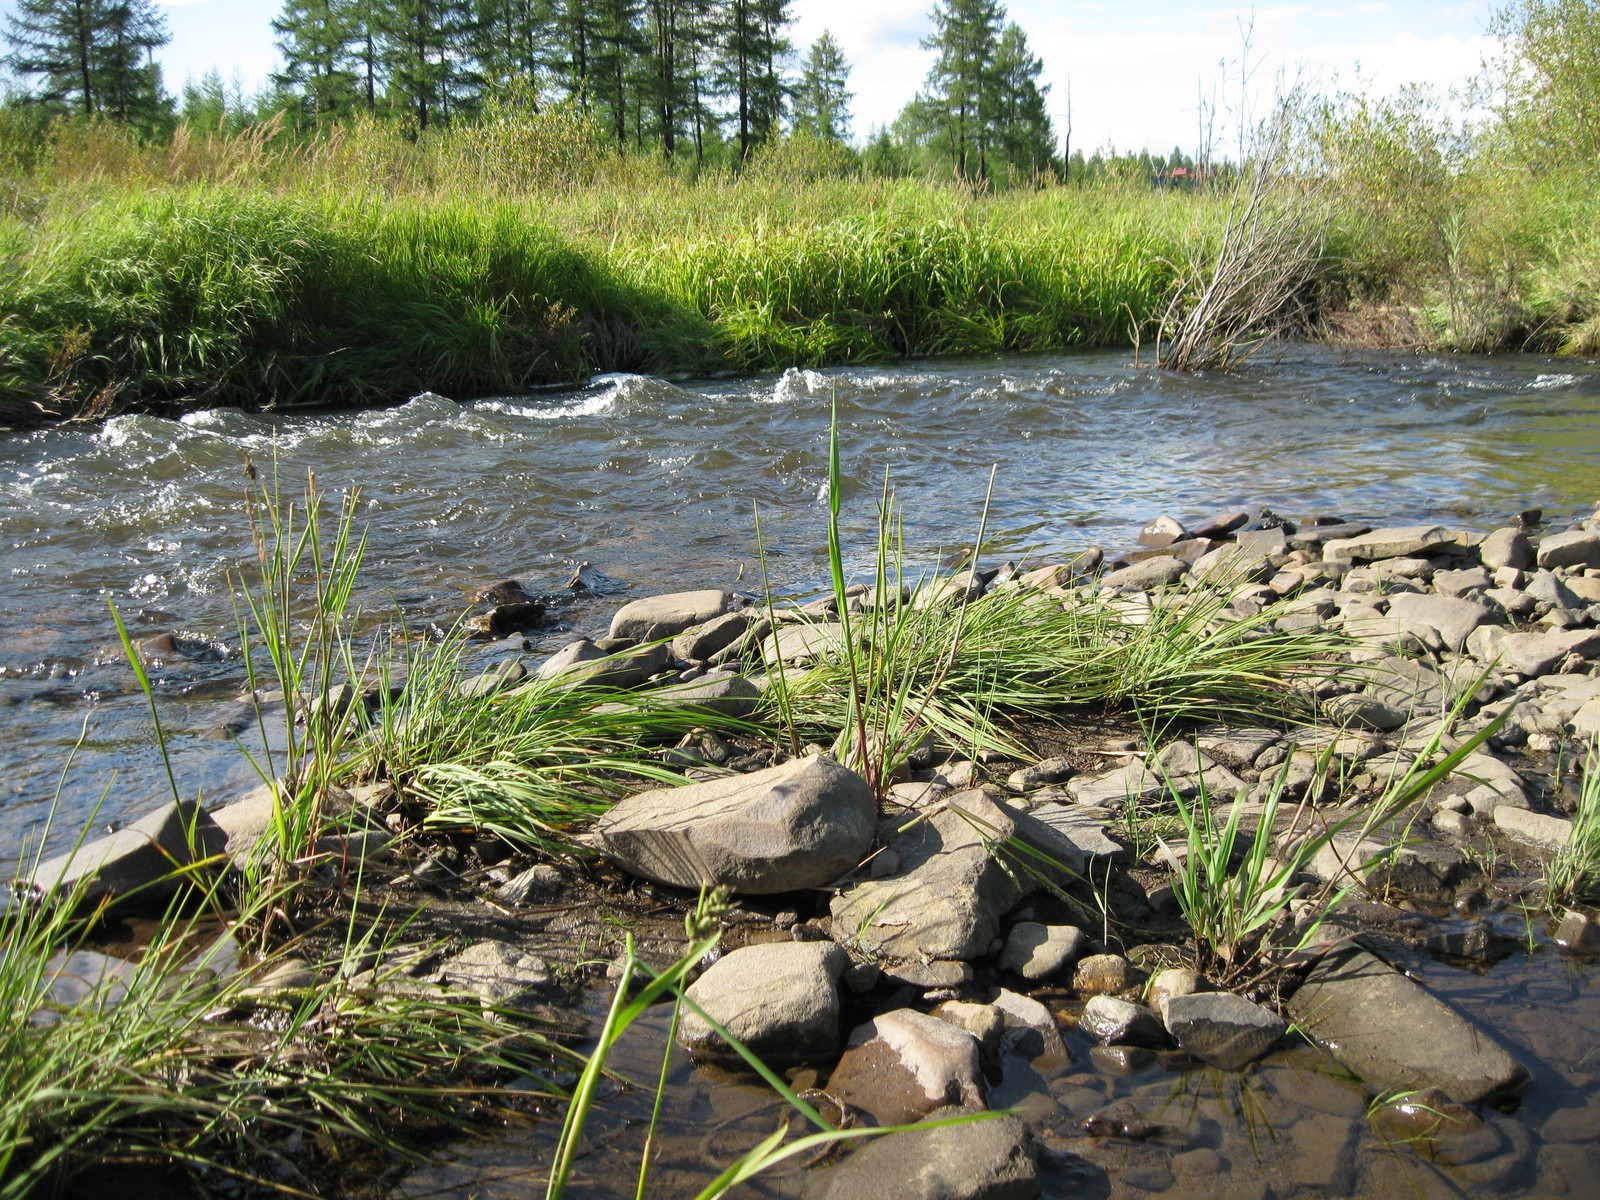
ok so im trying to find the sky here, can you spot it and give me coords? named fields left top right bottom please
left=86, top=0, right=1503, bottom=154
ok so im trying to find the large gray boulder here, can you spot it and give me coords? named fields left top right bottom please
left=827, top=1008, right=987, bottom=1126
left=1163, top=991, right=1286, bottom=1069
left=609, top=590, right=731, bottom=641
left=1286, top=948, right=1528, bottom=1103
left=808, top=1113, right=1039, bottom=1200
left=678, top=941, right=848, bottom=1059
left=595, top=754, right=875, bottom=894
left=1479, top=528, right=1534, bottom=571
left=830, top=790, right=1085, bottom=961
left=25, top=799, right=228, bottom=911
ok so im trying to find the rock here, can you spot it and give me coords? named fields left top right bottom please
left=493, top=864, right=564, bottom=905
left=1196, top=727, right=1281, bottom=770
left=535, top=637, right=669, bottom=689
left=595, top=754, right=875, bottom=894
left=678, top=941, right=848, bottom=1059
left=1163, top=991, right=1286, bottom=1070
left=1102, top=556, right=1188, bottom=590
left=1072, top=953, right=1140, bottom=996
left=1323, top=525, right=1453, bottom=563
left=931, top=1000, right=1007, bottom=1047
left=25, top=799, right=228, bottom=911
left=1006, top=755, right=1075, bottom=791
left=1526, top=569, right=1586, bottom=611
left=997, top=922, right=1086, bottom=981
left=1480, top=528, right=1535, bottom=571
left=828, top=1009, right=987, bottom=1125
left=609, top=589, right=731, bottom=641
left=618, top=671, right=762, bottom=718
left=1285, top=947, right=1528, bottom=1103
left=991, top=988, right=1069, bottom=1062
left=458, top=657, right=527, bottom=698
left=1146, top=967, right=1202, bottom=1021
left=1080, top=995, right=1165, bottom=1046
left=1237, top=527, right=1289, bottom=557
left=1491, top=628, right=1600, bottom=677
left=807, top=1111, right=1039, bottom=1200
left=880, top=959, right=973, bottom=989
left=1385, top=592, right=1491, bottom=652
left=1065, top=762, right=1162, bottom=806
left=1139, top=515, right=1189, bottom=547
left=1153, top=742, right=1214, bottom=777
left=26, top=949, right=138, bottom=1023
left=831, top=790, right=1084, bottom=961
left=1433, top=566, right=1491, bottom=597
left=1029, top=805, right=1128, bottom=862
left=766, top=621, right=851, bottom=664
left=478, top=601, right=545, bottom=637
left=209, top=783, right=282, bottom=863
left=1538, top=530, right=1600, bottom=571
left=1493, top=805, right=1573, bottom=848
left=440, top=940, right=550, bottom=1006
left=1325, top=692, right=1409, bottom=732
left=1191, top=545, right=1274, bottom=586
left=671, top=610, right=754, bottom=661
left=1555, top=910, right=1600, bottom=954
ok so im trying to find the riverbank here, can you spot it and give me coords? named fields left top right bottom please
left=5, top=125, right=1600, bottom=424
left=13, top=485, right=1600, bottom=1196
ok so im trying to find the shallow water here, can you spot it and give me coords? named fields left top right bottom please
left=6, top=344, right=1600, bottom=1196
left=6, top=344, right=1600, bottom=849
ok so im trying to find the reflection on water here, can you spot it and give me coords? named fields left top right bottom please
left=401, top=947, right=1600, bottom=1199
left=4, top=344, right=1600, bottom=842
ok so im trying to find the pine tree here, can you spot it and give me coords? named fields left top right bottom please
left=272, top=0, right=359, bottom=120
left=473, top=0, right=556, bottom=103
left=376, top=0, right=480, bottom=129
left=3, top=0, right=171, bottom=128
left=791, top=28, right=850, bottom=141
left=919, top=0, right=1003, bottom=181
left=991, top=22, right=1053, bottom=180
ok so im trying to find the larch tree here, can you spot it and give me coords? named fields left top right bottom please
left=919, top=0, right=1003, bottom=181
left=273, top=0, right=360, bottom=120
left=991, top=21, right=1054, bottom=180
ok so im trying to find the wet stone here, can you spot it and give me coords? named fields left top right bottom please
left=998, top=922, right=1086, bottom=981
left=1073, top=953, right=1141, bottom=996
left=1079, top=995, right=1165, bottom=1046
left=1162, top=991, right=1286, bottom=1070
left=1120, top=1165, right=1175, bottom=1192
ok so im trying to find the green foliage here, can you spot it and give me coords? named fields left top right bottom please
left=2, top=0, right=172, bottom=133
left=1548, top=750, right=1600, bottom=903
left=792, top=29, right=851, bottom=142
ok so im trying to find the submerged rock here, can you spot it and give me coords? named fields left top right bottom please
left=595, top=754, right=875, bottom=894
left=440, top=940, right=550, bottom=1007
left=1286, top=947, right=1528, bottom=1103
left=808, top=1111, right=1039, bottom=1200
left=678, top=941, right=848, bottom=1059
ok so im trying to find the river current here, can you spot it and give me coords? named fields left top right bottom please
left=4, top=344, right=1600, bottom=847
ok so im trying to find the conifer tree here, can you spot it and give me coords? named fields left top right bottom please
left=991, top=21, right=1053, bottom=180
left=3, top=0, right=171, bottom=128
left=792, top=28, right=850, bottom=141
left=919, top=0, right=1003, bottom=180
left=376, top=0, right=480, bottom=129
left=272, top=0, right=359, bottom=120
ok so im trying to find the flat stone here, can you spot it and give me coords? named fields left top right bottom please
left=25, top=799, right=228, bottom=911
left=596, top=754, right=875, bottom=894
left=534, top=637, right=669, bottom=689
left=440, top=940, right=550, bottom=1007
left=828, top=1009, right=986, bottom=1126
left=618, top=671, right=762, bottom=718
left=671, top=610, right=755, bottom=661
left=1006, top=755, right=1076, bottom=791
left=26, top=949, right=138, bottom=1023
left=1324, top=692, right=1408, bottom=731
left=1163, top=991, right=1285, bottom=1069
left=609, top=589, right=731, bottom=641
left=458, top=657, right=527, bottom=698
left=1433, top=567, right=1491, bottom=597
left=1139, top=515, right=1189, bottom=547
left=1191, top=545, right=1274, bottom=586
left=998, top=922, right=1086, bottom=981
left=1538, top=530, right=1600, bottom=571
left=1493, top=805, right=1573, bottom=848
left=679, top=941, right=848, bottom=1059
left=1491, top=628, right=1600, bottom=677
left=809, top=1112, right=1039, bottom=1200
left=1285, top=947, right=1528, bottom=1103
left=1323, top=525, right=1454, bottom=563
left=1385, top=592, right=1492, bottom=652
left=1195, top=727, right=1281, bottom=770
left=1102, top=556, right=1189, bottom=590
left=766, top=620, right=851, bottom=664
left=831, top=790, right=1084, bottom=961
left=1029, top=804, right=1128, bottom=862
left=1080, top=995, right=1165, bottom=1046
left=1065, top=763, right=1161, bottom=806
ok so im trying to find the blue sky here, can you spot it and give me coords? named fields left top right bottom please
left=100, top=1, right=1500, bottom=152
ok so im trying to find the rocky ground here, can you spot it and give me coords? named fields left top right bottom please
left=24, top=502, right=1600, bottom=1199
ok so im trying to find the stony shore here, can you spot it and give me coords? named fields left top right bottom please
left=23, top=500, right=1600, bottom=1199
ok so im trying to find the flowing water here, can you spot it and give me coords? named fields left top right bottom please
left=6, top=344, right=1600, bottom=1195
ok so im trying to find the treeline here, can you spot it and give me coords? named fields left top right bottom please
left=2, top=0, right=1064, bottom=184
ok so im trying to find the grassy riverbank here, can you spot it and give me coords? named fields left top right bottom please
left=4, top=103, right=1600, bottom=422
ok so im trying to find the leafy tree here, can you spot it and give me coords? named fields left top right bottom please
left=1489, top=0, right=1600, bottom=164
left=791, top=27, right=849, bottom=141
left=3, top=0, right=171, bottom=129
